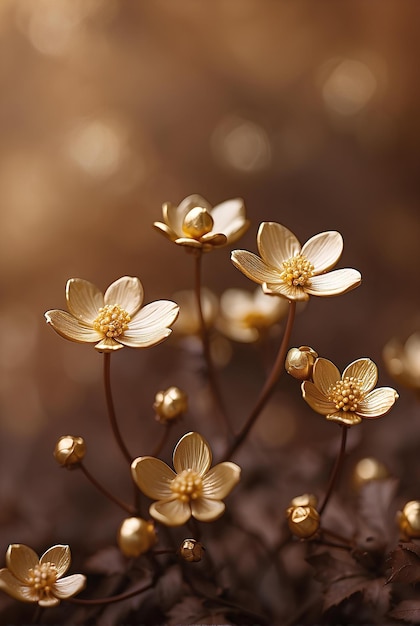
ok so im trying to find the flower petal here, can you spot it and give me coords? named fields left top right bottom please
left=312, top=358, right=341, bottom=395
left=326, top=412, right=362, bottom=426
left=118, top=329, right=172, bottom=349
left=104, top=277, right=144, bottom=316
left=211, top=198, right=245, bottom=231
left=53, top=574, right=86, bottom=599
left=174, top=237, right=204, bottom=248
left=191, top=498, right=225, bottom=522
left=153, top=221, right=177, bottom=241
left=66, top=278, right=104, bottom=323
left=231, top=251, right=281, bottom=284
left=149, top=498, right=191, bottom=526
left=263, top=282, right=309, bottom=301
left=131, top=457, right=175, bottom=500
left=357, top=387, right=399, bottom=418
left=201, top=462, right=241, bottom=499
left=200, top=232, right=228, bottom=246
left=173, top=432, right=212, bottom=475
left=302, top=381, right=336, bottom=415
left=0, top=569, right=37, bottom=602
left=120, top=301, right=179, bottom=348
left=167, top=195, right=212, bottom=236
left=257, top=222, right=301, bottom=269
left=38, top=594, right=60, bottom=607
left=45, top=310, right=103, bottom=344
left=6, top=545, right=39, bottom=583
left=40, top=545, right=70, bottom=578
left=94, top=337, right=124, bottom=352
left=305, top=268, right=361, bottom=297
left=343, top=358, right=378, bottom=394
left=301, top=231, right=343, bottom=273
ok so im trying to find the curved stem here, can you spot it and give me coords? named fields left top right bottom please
left=79, top=463, right=135, bottom=515
left=319, top=425, right=348, bottom=515
left=67, top=580, right=155, bottom=606
left=222, top=299, right=296, bottom=461
left=103, top=352, right=132, bottom=463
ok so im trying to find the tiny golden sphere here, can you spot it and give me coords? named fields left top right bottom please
left=285, top=346, right=318, bottom=381
left=154, top=386, right=188, bottom=423
left=179, top=539, right=205, bottom=562
left=353, top=457, right=389, bottom=488
left=286, top=494, right=320, bottom=539
left=117, top=517, right=157, bottom=558
left=54, top=435, right=86, bottom=467
left=182, top=207, right=214, bottom=238
left=398, top=501, right=420, bottom=539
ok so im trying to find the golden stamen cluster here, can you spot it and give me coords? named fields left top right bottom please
left=280, top=254, right=314, bottom=287
left=327, top=376, right=363, bottom=413
left=171, top=469, right=203, bottom=502
left=93, top=304, right=131, bottom=338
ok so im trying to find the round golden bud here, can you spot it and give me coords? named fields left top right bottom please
left=182, top=207, right=214, bottom=238
left=179, top=539, right=205, bottom=562
left=154, top=386, right=188, bottom=423
left=117, top=517, right=157, bottom=558
left=54, top=435, right=86, bottom=467
left=353, top=457, right=389, bottom=488
left=398, top=501, right=420, bottom=539
left=286, top=494, right=320, bottom=539
left=285, top=346, right=318, bottom=381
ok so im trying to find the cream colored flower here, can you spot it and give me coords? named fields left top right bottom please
left=302, top=357, right=398, bottom=426
left=383, top=332, right=420, bottom=392
left=154, top=194, right=249, bottom=252
left=215, top=287, right=289, bottom=343
left=131, top=432, right=241, bottom=526
left=231, top=222, right=361, bottom=301
left=45, top=276, right=179, bottom=352
left=0, top=544, right=86, bottom=607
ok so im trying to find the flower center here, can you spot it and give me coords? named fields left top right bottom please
left=280, top=255, right=314, bottom=287
left=28, top=562, right=58, bottom=596
left=182, top=207, right=214, bottom=238
left=93, top=304, right=131, bottom=338
left=171, top=469, right=203, bottom=502
left=328, top=376, right=364, bottom=412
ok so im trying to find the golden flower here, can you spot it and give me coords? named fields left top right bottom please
left=285, top=346, right=319, bottom=381
left=131, top=432, right=241, bottom=527
left=54, top=435, right=86, bottom=467
left=45, top=276, right=179, bottom=352
left=215, top=287, right=289, bottom=343
left=383, top=332, right=420, bottom=392
left=302, top=357, right=399, bottom=426
left=353, top=457, right=389, bottom=488
left=172, top=288, right=218, bottom=337
left=179, top=539, right=205, bottom=562
left=397, top=501, right=420, bottom=539
left=286, top=494, right=320, bottom=539
left=0, top=544, right=86, bottom=607
left=154, top=386, right=188, bottom=423
left=154, top=194, right=249, bottom=252
left=117, top=517, right=157, bottom=558
left=231, top=222, right=361, bottom=301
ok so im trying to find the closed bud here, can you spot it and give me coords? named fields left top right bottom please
left=397, top=501, right=420, bottom=539
left=54, top=435, right=86, bottom=467
left=154, top=386, right=188, bottom=423
left=285, top=346, right=318, bottom=381
left=179, top=539, right=205, bottom=562
left=182, top=207, right=214, bottom=238
left=286, top=494, right=320, bottom=539
left=117, top=517, right=157, bottom=558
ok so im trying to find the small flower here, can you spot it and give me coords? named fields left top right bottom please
left=231, top=222, right=361, bottom=301
left=0, top=544, right=86, bottom=607
left=131, top=432, right=241, bottom=527
left=285, top=346, right=319, bottom=381
left=286, top=494, right=320, bottom=539
left=117, top=518, right=157, bottom=558
left=397, top=501, right=420, bottom=539
left=383, top=332, right=420, bottom=392
left=154, top=387, right=188, bottom=423
left=45, top=276, right=179, bottom=352
left=215, top=287, right=289, bottom=343
left=302, top=357, right=399, bottom=426
left=179, top=539, right=205, bottom=562
left=154, top=194, right=249, bottom=252
left=54, top=435, right=86, bottom=467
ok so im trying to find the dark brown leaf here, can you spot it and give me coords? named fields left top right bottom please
left=389, top=600, right=420, bottom=623
left=387, top=543, right=420, bottom=584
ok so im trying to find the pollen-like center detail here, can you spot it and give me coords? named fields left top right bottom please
left=182, top=207, right=214, bottom=238
left=171, top=468, right=203, bottom=502
left=280, top=254, right=314, bottom=288
left=328, top=376, right=364, bottom=412
left=28, top=562, right=58, bottom=595
left=93, top=304, right=131, bottom=338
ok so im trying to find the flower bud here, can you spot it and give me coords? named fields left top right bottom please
left=154, top=386, right=188, bottom=423
left=54, top=435, right=86, bottom=467
left=353, top=457, right=389, bottom=488
left=117, top=517, right=157, bottom=558
left=179, top=539, right=205, bottom=562
left=286, top=494, right=320, bottom=539
left=285, top=346, right=318, bottom=381
left=182, top=207, right=214, bottom=238
left=397, top=501, right=420, bottom=539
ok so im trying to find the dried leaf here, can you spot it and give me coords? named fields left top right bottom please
left=387, top=543, right=420, bottom=584
left=389, top=600, right=420, bottom=623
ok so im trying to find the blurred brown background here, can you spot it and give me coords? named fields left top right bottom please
left=0, top=0, right=420, bottom=593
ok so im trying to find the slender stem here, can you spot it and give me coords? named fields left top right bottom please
left=222, top=299, right=296, bottom=461
left=103, top=352, right=132, bottom=463
left=79, top=463, right=135, bottom=515
left=319, top=425, right=348, bottom=515
left=67, top=580, right=155, bottom=606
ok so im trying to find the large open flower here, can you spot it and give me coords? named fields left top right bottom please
left=45, top=276, right=179, bottom=352
left=231, top=222, right=361, bottom=301
left=131, top=432, right=241, bottom=526
left=302, top=357, right=398, bottom=426
left=0, top=544, right=86, bottom=607
left=154, top=194, right=249, bottom=252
